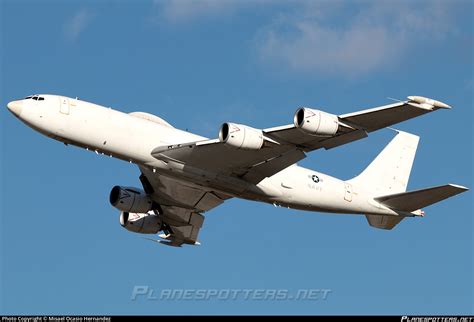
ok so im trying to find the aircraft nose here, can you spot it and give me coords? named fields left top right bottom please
left=7, top=100, right=23, bottom=117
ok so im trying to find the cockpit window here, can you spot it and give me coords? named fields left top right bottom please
left=24, top=95, right=44, bottom=101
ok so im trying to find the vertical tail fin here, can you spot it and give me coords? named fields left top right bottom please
left=349, top=131, right=468, bottom=230
left=349, top=131, right=419, bottom=230
left=348, top=131, right=419, bottom=195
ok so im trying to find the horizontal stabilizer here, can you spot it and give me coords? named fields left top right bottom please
left=375, top=184, right=468, bottom=212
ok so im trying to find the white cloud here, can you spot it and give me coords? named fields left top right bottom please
left=149, top=0, right=457, bottom=77
left=255, top=1, right=455, bottom=77
left=256, top=21, right=395, bottom=76
left=154, top=0, right=243, bottom=23
left=64, top=9, right=95, bottom=41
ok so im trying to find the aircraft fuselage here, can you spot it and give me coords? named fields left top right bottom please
left=7, top=94, right=402, bottom=217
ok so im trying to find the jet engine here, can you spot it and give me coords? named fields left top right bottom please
left=120, top=211, right=162, bottom=234
left=109, top=186, right=153, bottom=213
left=294, top=108, right=339, bottom=137
left=219, top=122, right=264, bottom=150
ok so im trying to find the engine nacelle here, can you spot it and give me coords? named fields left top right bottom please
left=109, top=186, right=153, bottom=213
left=294, top=108, right=339, bottom=137
left=120, top=211, right=162, bottom=234
left=219, top=122, right=264, bottom=150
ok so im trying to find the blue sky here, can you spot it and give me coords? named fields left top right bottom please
left=1, top=0, right=472, bottom=315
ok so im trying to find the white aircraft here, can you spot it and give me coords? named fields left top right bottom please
left=7, top=94, right=468, bottom=246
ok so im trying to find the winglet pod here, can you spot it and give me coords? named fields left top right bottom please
left=407, top=96, right=451, bottom=110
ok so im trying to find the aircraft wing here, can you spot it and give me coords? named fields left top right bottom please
left=265, top=96, right=451, bottom=151
left=151, top=96, right=450, bottom=184
left=139, top=166, right=232, bottom=246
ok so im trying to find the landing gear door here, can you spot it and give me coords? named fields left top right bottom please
left=59, top=97, right=70, bottom=115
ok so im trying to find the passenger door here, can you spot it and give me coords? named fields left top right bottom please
left=344, top=183, right=353, bottom=202
left=59, top=96, right=70, bottom=115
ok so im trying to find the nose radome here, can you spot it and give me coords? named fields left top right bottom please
left=7, top=100, right=23, bottom=117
